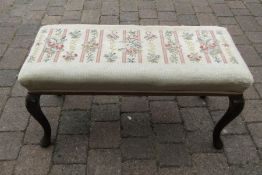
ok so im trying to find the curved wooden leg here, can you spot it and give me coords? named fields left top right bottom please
left=213, top=95, right=244, bottom=149
left=26, top=93, right=51, bottom=147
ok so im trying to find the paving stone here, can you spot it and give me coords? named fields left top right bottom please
left=244, top=85, right=259, bottom=101
left=250, top=67, right=262, bottom=83
left=0, top=87, right=10, bottom=112
left=24, top=107, right=60, bottom=144
left=16, top=24, right=39, bottom=35
left=122, top=160, right=158, bottom=175
left=88, top=149, right=121, bottom=175
left=47, top=6, right=65, bottom=16
left=30, top=0, right=49, bottom=10
left=246, top=32, right=262, bottom=43
left=211, top=110, right=247, bottom=134
left=159, top=167, right=197, bottom=175
left=0, top=161, right=15, bottom=175
left=254, top=83, right=262, bottom=97
left=0, top=47, right=28, bottom=69
left=40, top=95, right=63, bottom=107
left=230, top=163, right=262, bottom=175
left=211, top=4, right=233, bottom=16
left=227, top=1, right=246, bottom=9
left=190, top=0, right=208, bottom=6
left=0, top=97, right=29, bottom=131
left=197, top=13, right=219, bottom=25
left=156, top=0, right=174, bottom=11
left=63, top=10, right=82, bottom=20
left=121, top=96, right=149, bottom=112
left=231, top=9, right=251, bottom=16
left=193, top=6, right=213, bottom=13
left=138, top=1, right=156, bottom=10
left=186, top=131, right=218, bottom=153
left=0, top=43, right=8, bottom=56
left=63, top=95, right=92, bottom=110
left=223, top=135, right=259, bottom=165
left=148, top=96, right=175, bottom=101
left=120, top=12, right=139, bottom=22
left=53, top=135, right=88, bottom=164
left=49, top=0, right=67, bottom=7
left=140, top=19, right=159, bottom=25
left=23, top=11, right=45, bottom=25
left=102, top=2, right=119, bottom=16
left=59, top=110, right=89, bottom=134
left=65, top=0, right=84, bottom=11
left=154, top=124, right=185, bottom=143
left=14, top=145, right=52, bottom=175
left=0, top=132, right=23, bottom=160
left=236, top=16, right=262, bottom=32
left=192, top=153, right=230, bottom=175
left=248, top=123, right=262, bottom=148
left=89, top=122, right=120, bottom=148
left=139, top=9, right=157, bottom=19
left=41, top=15, right=61, bottom=25
left=0, top=27, right=16, bottom=43
left=84, top=0, right=101, bottom=10
left=207, top=96, right=228, bottom=110
left=256, top=17, right=262, bottom=26
left=177, top=15, right=199, bottom=25
left=121, top=138, right=155, bottom=160
left=121, top=113, right=152, bottom=137
left=81, top=10, right=100, bottom=24
left=120, top=0, right=138, bottom=12
left=225, top=25, right=243, bottom=35
left=100, top=16, right=119, bottom=24
left=232, top=35, right=251, bottom=45
left=10, top=35, right=34, bottom=48
left=150, top=101, right=181, bottom=123
left=91, top=104, right=120, bottom=121
left=158, top=12, right=176, bottom=22
left=246, top=3, right=262, bottom=16
left=175, top=3, right=194, bottom=14
left=181, top=107, right=213, bottom=131
left=218, top=17, right=237, bottom=25
left=158, top=143, right=192, bottom=167
left=254, top=44, right=262, bottom=53
left=177, top=96, right=206, bottom=107
left=0, top=70, right=18, bottom=87
left=93, top=95, right=119, bottom=104
left=237, top=45, right=262, bottom=66
left=242, top=100, right=262, bottom=122
left=50, top=164, right=86, bottom=175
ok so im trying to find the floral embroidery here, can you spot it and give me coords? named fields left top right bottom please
left=144, top=31, right=160, bottom=63
left=29, top=27, right=240, bottom=65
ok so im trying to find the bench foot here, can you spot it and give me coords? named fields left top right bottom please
left=26, top=93, right=51, bottom=147
left=213, top=95, right=244, bottom=149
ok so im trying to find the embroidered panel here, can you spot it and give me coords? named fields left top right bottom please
left=27, top=26, right=239, bottom=64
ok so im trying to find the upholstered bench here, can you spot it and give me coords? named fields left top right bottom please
left=18, top=24, right=253, bottom=149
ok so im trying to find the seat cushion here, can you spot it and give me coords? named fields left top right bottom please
left=18, top=24, right=253, bottom=94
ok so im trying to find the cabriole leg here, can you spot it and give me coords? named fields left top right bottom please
left=213, top=95, right=244, bottom=149
left=26, top=93, right=51, bottom=147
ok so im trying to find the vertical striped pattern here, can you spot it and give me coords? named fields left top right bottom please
left=159, top=30, right=169, bottom=64
left=96, top=30, right=104, bottom=63
left=37, top=29, right=53, bottom=62
left=54, top=29, right=67, bottom=62
left=210, top=30, right=227, bottom=64
left=173, top=31, right=185, bottom=64
left=137, top=30, right=142, bottom=63
left=196, top=30, right=211, bottom=64
left=80, top=29, right=90, bottom=62
left=122, top=30, right=127, bottom=63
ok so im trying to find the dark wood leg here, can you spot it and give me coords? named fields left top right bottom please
left=213, top=95, right=244, bottom=149
left=199, top=96, right=206, bottom=99
left=26, top=93, right=51, bottom=147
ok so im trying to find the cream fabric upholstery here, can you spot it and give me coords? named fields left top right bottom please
left=18, top=25, right=253, bottom=94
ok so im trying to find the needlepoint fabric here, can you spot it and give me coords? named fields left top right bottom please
left=18, top=24, right=253, bottom=94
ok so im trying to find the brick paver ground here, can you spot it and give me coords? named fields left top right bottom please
left=0, top=0, right=262, bottom=174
